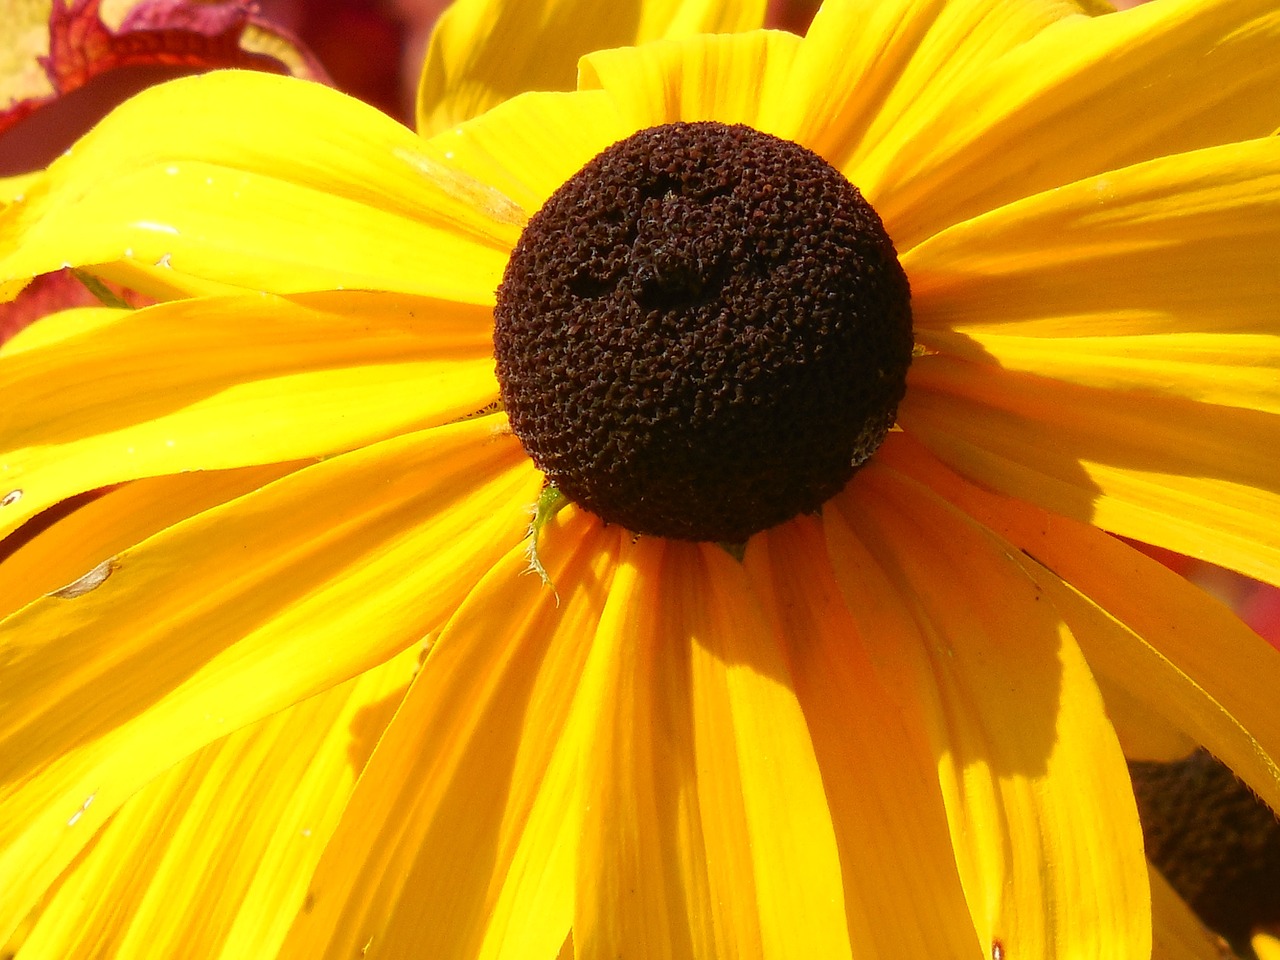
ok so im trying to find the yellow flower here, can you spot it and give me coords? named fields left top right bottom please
left=2, top=0, right=1279, bottom=957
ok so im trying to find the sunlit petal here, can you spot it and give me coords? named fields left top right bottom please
left=0, top=291, right=498, bottom=538
left=826, top=465, right=1149, bottom=960
left=417, top=0, right=767, bottom=136
left=0, top=72, right=518, bottom=302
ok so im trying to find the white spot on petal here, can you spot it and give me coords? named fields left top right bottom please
left=0, top=489, right=21, bottom=507
left=135, top=221, right=179, bottom=236
left=67, top=792, right=96, bottom=827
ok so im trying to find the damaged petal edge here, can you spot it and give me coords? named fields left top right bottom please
left=50, top=557, right=117, bottom=599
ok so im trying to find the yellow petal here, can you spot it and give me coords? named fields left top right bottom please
left=0, top=172, right=38, bottom=206
left=423, top=90, right=630, bottom=218
left=901, top=354, right=1280, bottom=586
left=0, top=417, right=539, bottom=941
left=880, top=434, right=1280, bottom=819
left=1257, top=933, right=1280, bottom=960
left=0, top=290, right=497, bottom=539
left=764, top=0, right=1086, bottom=181
left=1150, top=863, right=1242, bottom=960
left=284, top=509, right=620, bottom=960
left=907, top=136, right=1280, bottom=337
left=871, top=0, right=1280, bottom=246
left=574, top=533, right=851, bottom=960
left=571, top=537, right=720, bottom=960
left=1092, top=673, right=1198, bottom=763
left=0, top=464, right=299, bottom=619
left=681, top=540, right=851, bottom=960
left=14, top=647, right=418, bottom=960
left=746, top=516, right=984, bottom=958
left=578, top=30, right=800, bottom=132
left=923, top=331, right=1280, bottom=416
left=416, top=0, right=768, bottom=136
left=0, top=71, right=518, bottom=303
left=826, top=464, right=1150, bottom=960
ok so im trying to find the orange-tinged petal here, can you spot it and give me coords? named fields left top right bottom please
left=572, top=536, right=721, bottom=960
left=766, top=0, right=1087, bottom=183
left=1091, top=673, right=1198, bottom=763
left=0, top=417, right=539, bottom=941
left=681, top=541, right=851, bottom=960
left=872, top=0, right=1280, bottom=246
left=0, top=71, right=519, bottom=303
left=424, top=90, right=630, bottom=219
left=15, top=647, right=418, bottom=960
left=284, top=509, right=621, bottom=960
left=0, top=290, right=498, bottom=539
left=906, top=136, right=1280, bottom=348
left=901, top=354, right=1280, bottom=586
left=1026, top=560, right=1280, bottom=828
left=416, top=0, right=768, bottom=136
left=574, top=533, right=851, bottom=959
left=746, top=517, right=984, bottom=958
left=881, top=435, right=1280, bottom=818
left=578, top=30, right=800, bottom=133
left=0, top=464, right=299, bottom=618
left=826, top=465, right=1149, bottom=960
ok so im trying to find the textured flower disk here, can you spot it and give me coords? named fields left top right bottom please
left=494, top=122, right=913, bottom=543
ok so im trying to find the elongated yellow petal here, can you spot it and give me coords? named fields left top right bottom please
left=0, top=291, right=497, bottom=539
left=572, top=537, right=721, bottom=960
left=880, top=435, right=1280, bottom=819
left=907, top=137, right=1280, bottom=339
left=765, top=0, right=1086, bottom=183
left=578, top=30, right=800, bottom=132
left=0, top=417, right=539, bottom=942
left=14, top=648, right=418, bottom=960
left=901, top=355, right=1280, bottom=586
left=827, top=465, right=1149, bottom=960
left=574, top=532, right=851, bottom=959
left=924, top=332, right=1280, bottom=415
left=871, top=0, right=1280, bottom=246
left=1149, top=865, right=1233, bottom=960
left=284, top=509, right=620, bottom=960
left=423, top=90, right=629, bottom=218
left=1092, top=673, right=1198, bottom=763
left=746, top=517, right=984, bottom=958
left=0, top=464, right=299, bottom=618
left=0, top=71, right=518, bottom=303
left=417, top=0, right=767, bottom=136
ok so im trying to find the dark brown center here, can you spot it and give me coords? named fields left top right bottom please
left=493, top=121, right=912, bottom=543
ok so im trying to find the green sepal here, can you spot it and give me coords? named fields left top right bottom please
left=526, top=484, right=570, bottom=588
left=71, top=269, right=133, bottom=309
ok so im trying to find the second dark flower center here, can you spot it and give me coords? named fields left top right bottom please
left=494, top=121, right=912, bottom=543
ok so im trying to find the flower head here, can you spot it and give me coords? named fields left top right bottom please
left=2, top=0, right=1280, bottom=957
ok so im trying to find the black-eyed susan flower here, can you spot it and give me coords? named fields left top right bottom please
left=2, top=0, right=1280, bottom=957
